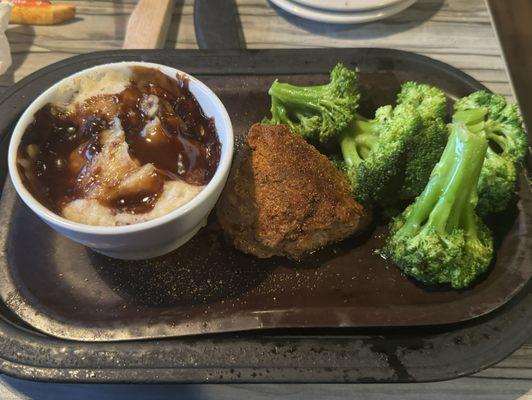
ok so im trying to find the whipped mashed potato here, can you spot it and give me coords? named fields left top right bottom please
left=53, top=68, right=132, bottom=109
left=63, top=180, right=203, bottom=226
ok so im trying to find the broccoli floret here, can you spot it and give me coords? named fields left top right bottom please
left=477, top=153, right=517, bottom=215
left=384, top=108, right=494, bottom=289
left=340, top=82, right=448, bottom=206
left=263, top=63, right=360, bottom=144
left=395, top=82, right=449, bottom=200
left=455, top=91, right=527, bottom=162
left=454, top=91, right=528, bottom=214
left=340, top=104, right=422, bottom=205
left=397, top=81, right=447, bottom=120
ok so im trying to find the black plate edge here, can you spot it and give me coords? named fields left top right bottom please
left=0, top=275, right=529, bottom=384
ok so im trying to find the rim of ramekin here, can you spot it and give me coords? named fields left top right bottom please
left=7, top=61, right=234, bottom=235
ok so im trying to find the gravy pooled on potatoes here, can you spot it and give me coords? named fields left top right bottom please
left=17, top=66, right=220, bottom=226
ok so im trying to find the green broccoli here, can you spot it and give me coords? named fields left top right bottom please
left=339, top=82, right=447, bottom=206
left=454, top=91, right=528, bottom=215
left=454, top=91, right=527, bottom=162
left=397, top=81, right=447, bottom=120
left=263, top=63, right=360, bottom=144
left=339, top=103, right=422, bottom=205
left=384, top=108, right=494, bottom=289
left=476, top=155, right=517, bottom=216
left=395, top=82, right=449, bottom=200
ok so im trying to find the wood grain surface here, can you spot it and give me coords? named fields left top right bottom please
left=0, top=0, right=530, bottom=398
left=0, top=0, right=512, bottom=96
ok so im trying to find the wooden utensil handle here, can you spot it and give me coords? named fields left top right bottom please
left=123, top=0, right=175, bottom=49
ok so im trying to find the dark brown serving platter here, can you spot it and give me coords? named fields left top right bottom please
left=0, top=48, right=530, bottom=383
left=0, top=48, right=530, bottom=342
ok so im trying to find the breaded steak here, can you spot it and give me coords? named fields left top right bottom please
left=217, top=123, right=371, bottom=259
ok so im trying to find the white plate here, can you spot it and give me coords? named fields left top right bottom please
left=269, top=0, right=416, bottom=24
left=291, top=0, right=407, bottom=12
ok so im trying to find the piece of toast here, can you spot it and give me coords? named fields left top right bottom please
left=10, top=3, right=76, bottom=25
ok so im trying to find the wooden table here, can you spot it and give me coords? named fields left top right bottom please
left=0, top=0, right=530, bottom=398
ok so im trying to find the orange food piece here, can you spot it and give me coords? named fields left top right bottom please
left=12, top=1, right=52, bottom=6
left=10, top=3, right=76, bottom=25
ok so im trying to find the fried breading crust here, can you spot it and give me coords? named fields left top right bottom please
left=217, top=123, right=371, bottom=259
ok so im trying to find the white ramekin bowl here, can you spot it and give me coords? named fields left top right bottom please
left=8, top=62, right=233, bottom=260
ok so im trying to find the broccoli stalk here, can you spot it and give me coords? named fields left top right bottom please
left=263, top=64, right=360, bottom=144
left=454, top=91, right=528, bottom=215
left=340, top=113, right=381, bottom=167
left=385, top=108, right=494, bottom=289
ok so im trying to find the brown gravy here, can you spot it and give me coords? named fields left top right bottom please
left=17, top=66, right=220, bottom=214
